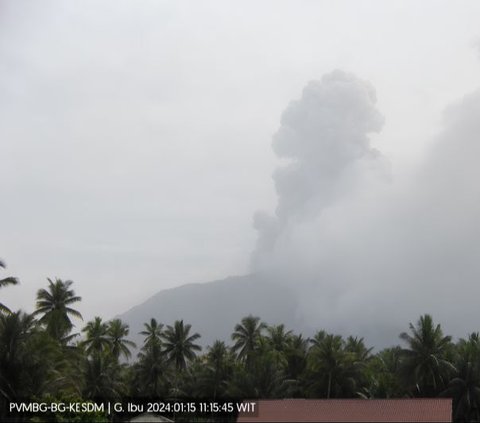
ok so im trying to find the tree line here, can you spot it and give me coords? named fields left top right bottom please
left=1, top=261, right=480, bottom=422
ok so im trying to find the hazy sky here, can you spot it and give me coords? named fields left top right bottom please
left=2, top=0, right=480, bottom=329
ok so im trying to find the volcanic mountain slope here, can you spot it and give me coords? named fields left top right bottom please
left=117, top=273, right=306, bottom=349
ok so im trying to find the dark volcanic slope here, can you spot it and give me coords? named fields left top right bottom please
left=117, top=274, right=304, bottom=349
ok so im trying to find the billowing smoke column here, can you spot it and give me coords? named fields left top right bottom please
left=252, top=70, right=385, bottom=272
left=251, top=69, right=480, bottom=347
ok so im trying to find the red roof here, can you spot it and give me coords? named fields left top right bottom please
left=237, top=399, right=452, bottom=422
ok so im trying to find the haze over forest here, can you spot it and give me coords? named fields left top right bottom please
left=2, top=1, right=480, bottom=347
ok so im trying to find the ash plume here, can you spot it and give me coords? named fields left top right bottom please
left=251, top=69, right=480, bottom=347
left=252, top=70, right=386, bottom=273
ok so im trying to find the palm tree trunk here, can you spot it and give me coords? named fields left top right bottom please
left=327, top=372, right=332, bottom=399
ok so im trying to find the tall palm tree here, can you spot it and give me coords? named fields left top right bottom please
left=266, top=324, right=293, bottom=353
left=0, top=310, right=58, bottom=413
left=285, top=334, right=309, bottom=383
left=135, top=320, right=168, bottom=397
left=231, top=315, right=266, bottom=366
left=204, top=340, right=233, bottom=399
left=83, top=352, right=124, bottom=400
left=33, top=278, right=83, bottom=342
left=227, top=349, right=291, bottom=399
left=162, top=320, right=201, bottom=371
left=0, top=311, right=37, bottom=401
left=307, top=333, right=361, bottom=398
left=363, top=346, right=405, bottom=399
left=81, top=317, right=111, bottom=356
left=399, top=314, right=456, bottom=397
left=140, top=318, right=163, bottom=349
left=108, top=319, right=136, bottom=361
left=441, top=333, right=480, bottom=422
left=345, top=336, right=373, bottom=362
left=0, top=259, right=18, bottom=314
left=309, top=333, right=343, bottom=398
left=309, top=330, right=327, bottom=350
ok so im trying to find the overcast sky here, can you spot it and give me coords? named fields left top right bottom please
left=2, top=0, right=480, bottom=330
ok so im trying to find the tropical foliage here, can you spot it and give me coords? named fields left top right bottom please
left=1, top=263, right=480, bottom=421
left=33, top=278, right=83, bottom=342
left=0, top=259, right=18, bottom=314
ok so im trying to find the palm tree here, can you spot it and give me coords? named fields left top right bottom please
left=307, top=333, right=362, bottom=398
left=309, top=333, right=344, bottom=398
left=133, top=318, right=168, bottom=397
left=0, top=311, right=57, bottom=411
left=399, top=314, right=456, bottom=397
left=0, top=311, right=37, bottom=401
left=344, top=336, right=372, bottom=397
left=266, top=324, right=292, bottom=353
left=162, top=320, right=201, bottom=371
left=227, top=349, right=291, bottom=399
left=231, top=315, right=266, bottom=366
left=33, top=278, right=83, bottom=342
left=309, top=330, right=327, bottom=349
left=83, top=352, right=124, bottom=400
left=140, top=318, right=163, bottom=349
left=0, top=259, right=18, bottom=314
left=108, top=319, right=136, bottom=361
left=81, top=317, right=111, bottom=356
left=345, top=336, right=373, bottom=362
left=285, top=334, right=309, bottom=385
left=46, top=341, right=85, bottom=398
left=362, top=346, right=405, bottom=399
left=204, top=340, right=233, bottom=399
left=208, top=340, right=228, bottom=367
left=441, top=333, right=480, bottom=422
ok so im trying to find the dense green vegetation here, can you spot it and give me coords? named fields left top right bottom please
left=1, top=261, right=479, bottom=421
